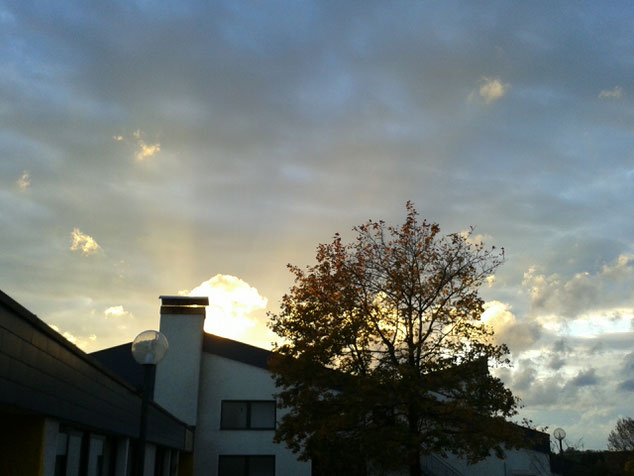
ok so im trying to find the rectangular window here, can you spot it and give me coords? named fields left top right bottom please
left=54, top=431, right=68, bottom=476
left=218, top=455, right=275, bottom=476
left=220, top=401, right=276, bottom=430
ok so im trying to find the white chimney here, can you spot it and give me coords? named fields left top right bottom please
left=153, top=295, right=208, bottom=426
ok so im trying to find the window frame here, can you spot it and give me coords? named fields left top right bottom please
left=220, top=400, right=277, bottom=430
left=218, top=455, right=275, bottom=476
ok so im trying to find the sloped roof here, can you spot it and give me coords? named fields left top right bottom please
left=202, top=333, right=272, bottom=370
left=0, top=289, right=190, bottom=450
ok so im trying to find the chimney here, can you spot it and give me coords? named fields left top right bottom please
left=153, top=295, right=209, bottom=426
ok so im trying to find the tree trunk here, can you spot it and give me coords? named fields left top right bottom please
left=409, top=458, right=422, bottom=476
left=408, top=404, right=422, bottom=476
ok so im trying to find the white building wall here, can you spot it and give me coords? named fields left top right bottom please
left=194, top=352, right=312, bottom=476
left=437, top=447, right=552, bottom=476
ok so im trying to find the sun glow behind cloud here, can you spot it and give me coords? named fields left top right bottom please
left=184, top=274, right=268, bottom=341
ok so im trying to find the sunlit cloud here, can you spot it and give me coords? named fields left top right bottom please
left=136, top=141, right=160, bottom=161
left=522, top=255, right=634, bottom=322
left=17, top=171, right=30, bottom=190
left=482, top=300, right=541, bottom=353
left=50, top=324, right=95, bottom=349
left=104, top=305, right=132, bottom=319
left=598, top=86, right=624, bottom=100
left=113, top=135, right=124, bottom=141
left=70, top=228, right=102, bottom=256
left=132, top=129, right=160, bottom=161
left=471, top=77, right=510, bottom=104
left=184, top=274, right=268, bottom=340
left=50, top=324, right=77, bottom=343
left=459, top=230, right=494, bottom=246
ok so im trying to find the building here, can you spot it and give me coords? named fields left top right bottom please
left=94, top=296, right=312, bottom=476
left=0, top=289, right=192, bottom=476
left=1, top=290, right=553, bottom=476
left=103, top=295, right=552, bottom=476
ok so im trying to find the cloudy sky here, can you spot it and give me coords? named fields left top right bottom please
left=1, top=0, right=633, bottom=450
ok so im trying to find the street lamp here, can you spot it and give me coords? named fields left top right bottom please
left=131, top=330, right=169, bottom=476
left=553, top=428, right=566, bottom=454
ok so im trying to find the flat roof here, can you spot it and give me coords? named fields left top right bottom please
left=159, top=295, right=209, bottom=306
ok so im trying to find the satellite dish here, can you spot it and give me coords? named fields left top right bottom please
left=553, top=428, right=566, bottom=440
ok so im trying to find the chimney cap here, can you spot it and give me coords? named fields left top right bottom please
left=159, top=295, right=209, bottom=306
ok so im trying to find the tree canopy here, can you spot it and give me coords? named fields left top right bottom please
left=608, top=417, right=634, bottom=452
left=269, top=203, right=526, bottom=476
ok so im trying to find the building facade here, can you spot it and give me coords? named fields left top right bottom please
left=153, top=296, right=311, bottom=476
left=0, top=289, right=192, bottom=476
left=1, top=289, right=553, bottom=476
left=150, top=296, right=551, bottom=476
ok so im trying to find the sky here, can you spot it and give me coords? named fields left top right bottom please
left=1, top=0, right=633, bottom=450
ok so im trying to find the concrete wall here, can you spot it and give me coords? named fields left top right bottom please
left=194, top=352, right=311, bottom=476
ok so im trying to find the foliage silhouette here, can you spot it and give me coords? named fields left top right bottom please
left=269, top=203, right=526, bottom=476
left=608, top=417, right=634, bottom=452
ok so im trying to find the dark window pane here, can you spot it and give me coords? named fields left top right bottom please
left=54, top=455, right=67, bottom=476
left=249, top=456, right=275, bottom=476
left=219, top=456, right=246, bottom=476
left=221, top=402, right=248, bottom=428
left=250, top=402, right=276, bottom=429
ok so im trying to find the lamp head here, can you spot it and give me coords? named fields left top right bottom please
left=131, top=330, right=169, bottom=365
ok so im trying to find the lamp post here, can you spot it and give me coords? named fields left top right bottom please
left=553, top=428, right=566, bottom=454
left=131, top=330, right=169, bottom=476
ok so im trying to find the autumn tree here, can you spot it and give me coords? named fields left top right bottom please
left=608, top=417, right=634, bottom=452
left=269, top=203, right=525, bottom=476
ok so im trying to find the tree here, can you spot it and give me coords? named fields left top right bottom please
left=269, top=203, right=526, bottom=476
left=608, top=417, right=634, bottom=452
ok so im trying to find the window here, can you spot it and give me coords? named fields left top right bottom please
left=220, top=401, right=276, bottom=430
left=54, top=431, right=68, bottom=476
left=218, top=455, right=275, bottom=476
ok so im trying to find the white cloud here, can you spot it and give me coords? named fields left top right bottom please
left=598, top=86, right=624, bottom=100
left=186, top=274, right=268, bottom=340
left=132, top=129, right=160, bottom=161
left=522, top=255, right=634, bottom=323
left=70, top=228, right=102, bottom=256
left=49, top=324, right=94, bottom=350
left=601, top=254, right=633, bottom=280
left=482, top=300, right=541, bottom=353
left=136, top=141, right=160, bottom=160
left=17, top=171, right=30, bottom=190
left=113, top=135, right=124, bottom=141
left=104, top=305, right=132, bottom=319
left=471, top=77, right=510, bottom=104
